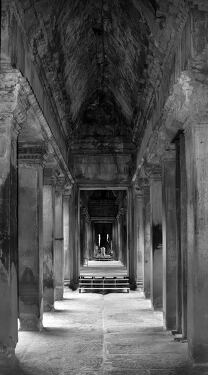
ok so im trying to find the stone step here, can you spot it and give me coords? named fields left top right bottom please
left=79, top=276, right=130, bottom=293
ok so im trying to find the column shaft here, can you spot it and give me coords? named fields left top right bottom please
left=43, top=183, right=55, bottom=311
left=128, top=188, right=136, bottom=289
left=143, top=186, right=151, bottom=299
left=150, top=177, right=163, bottom=309
left=185, top=123, right=208, bottom=363
left=69, top=185, right=79, bottom=289
left=54, top=188, right=64, bottom=300
left=180, top=134, right=188, bottom=339
left=64, top=194, right=70, bottom=280
left=162, top=151, right=177, bottom=330
left=0, top=69, right=19, bottom=356
left=18, top=146, right=44, bottom=331
left=136, top=192, right=144, bottom=288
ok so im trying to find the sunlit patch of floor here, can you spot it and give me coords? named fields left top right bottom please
left=1, top=288, right=206, bottom=374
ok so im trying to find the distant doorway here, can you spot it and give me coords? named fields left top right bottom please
left=79, top=189, right=128, bottom=277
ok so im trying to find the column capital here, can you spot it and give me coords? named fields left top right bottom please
left=55, top=176, right=67, bottom=193
left=63, top=184, right=73, bottom=199
left=116, top=207, right=126, bottom=220
left=18, top=142, right=47, bottom=166
left=80, top=207, right=90, bottom=222
left=43, top=167, right=58, bottom=185
left=161, top=147, right=176, bottom=162
left=143, top=162, right=162, bottom=180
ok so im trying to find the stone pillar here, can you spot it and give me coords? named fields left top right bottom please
left=64, top=190, right=70, bottom=280
left=143, top=185, right=151, bottom=299
left=173, top=132, right=188, bottom=338
left=128, top=187, right=136, bottom=289
left=162, top=149, right=177, bottom=330
left=117, top=214, right=124, bottom=262
left=115, top=220, right=119, bottom=260
left=180, top=133, right=188, bottom=339
left=69, top=184, right=79, bottom=289
left=112, top=221, right=117, bottom=260
left=149, top=170, right=163, bottom=309
left=80, top=209, right=85, bottom=266
left=0, top=67, right=20, bottom=357
left=92, top=223, right=96, bottom=258
left=185, top=123, right=208, bottom=364
left=86, top=218, right=91, bottom=261
left=18, top=143, right=45, bottom=331
left=122, top=209, right=128, bottom=267
left=135, top=188, right=144, bottom=288
left=43, top=169, right=55, bottom=311
left=117, top=217, right=121, bottom=261
left=54, top=178, right=64, bottom=300
left=80, top=208, right=89, bottom=265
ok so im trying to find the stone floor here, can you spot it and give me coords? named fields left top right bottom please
left=1, top=288, right=208, bottom=375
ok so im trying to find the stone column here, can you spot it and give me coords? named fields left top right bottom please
left=143, top=185, right=151, bottom=299
left=43, top=169, right=55, bottom=311
left=64, top=190, right=70, bottom=281
left=54, top=178, right=65, bottom=300
left=162, top=149, right=177, bottom=330
left=180, top=133, right=188, bottom=339
left=185, top=123, right=208, bottom=364
left=112, top=221, right=117, bottom=259
left=0, top=67, right=20, bottom=357
left=18, top=143, right=45, bottom=331
left=122, top=209, right=128, bottom=267
left=118, top=214, right=124, bottom=262
left=128, top=187, right=136, bottom=289
left=69, top=184, right=79, bottom=289
left=92, top=223, right=96, bottom=258
left=80, top=208, right=85, bottom=266
left=86, top=218, right=91, bottom=261
left=117, top=217, right=121, bottom=261
left=135, top=188, right=144, bottom=288
left=149, top=169, right=163, bottom=309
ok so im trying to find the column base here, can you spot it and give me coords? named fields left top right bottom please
left=55, top=286, right=63, bottom=301
left=144, top=290, right=150, bottom=299
left=19, top=314, right=43, bottom=331
left=129, top=279, right=137, bottom=290
left=69, top=278, right=79, bottom=291
left=44, top=302, right=55, bottom=312
left=43, top=287, right=55, bottom=312
left=163, top=313, right=176, bottom=331
left=0, top=346, right=17, bottom=375
left=0, top=344, right=15, bottom=359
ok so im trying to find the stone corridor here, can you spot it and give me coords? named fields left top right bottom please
left=1, top=288, right=203, bottom=375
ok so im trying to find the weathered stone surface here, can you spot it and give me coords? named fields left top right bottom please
left=0, top=289, right=194, bottom=374
left=18, top=149, right=44, bottom=331
left=162, top=150, right=177, bottom=331
left=43, top=184, right=55, bottom=312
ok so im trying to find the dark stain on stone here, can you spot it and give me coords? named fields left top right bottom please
left=152, top=224, right=162, bottom=251
left=0, top=164, right=18, bottom=272
left=19, top=267, right=38, bottom=304
left=43, top=275, right=54, bottom=289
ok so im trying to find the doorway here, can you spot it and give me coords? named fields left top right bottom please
left=79, top=189, right=128, bottom=278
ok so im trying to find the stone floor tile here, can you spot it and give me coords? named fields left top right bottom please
left=0, top=288, right=196, bottom=375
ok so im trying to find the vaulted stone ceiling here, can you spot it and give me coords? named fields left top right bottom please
left=58, top=0, right=150, bottom=131
left=16, top=0, right=189, bottom=147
